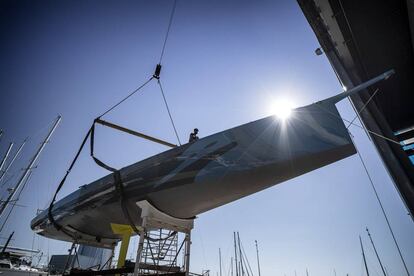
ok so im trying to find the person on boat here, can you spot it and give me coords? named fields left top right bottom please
left=189, top=128, right=199, bottom=142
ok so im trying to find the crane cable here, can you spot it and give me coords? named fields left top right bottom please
left=159, top=0, right=178, bottom=64
left=48, top=0, right=181, bottom=241
left=98, top=77, right=154, bottom=119
left=98, top=0, right=181, bottom=145
left=158, top=79, right=182, bottom=145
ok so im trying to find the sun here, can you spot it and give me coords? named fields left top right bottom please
left=271, top=99, right=294, bottom=120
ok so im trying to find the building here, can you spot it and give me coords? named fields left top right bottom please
left=297, top=0, right=414, bottom=219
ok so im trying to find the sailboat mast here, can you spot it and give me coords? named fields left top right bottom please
left=366, top=228, right=386, bottom=276
left=237, top=232, right=244, bottom=276
left=0, top=231, right=14, bottom=255
left=255, top=240, right=261, bottom=276
left=234, top=232, right=239, bottom=276
left=0, top=140, right=26, bottom=183
left=219, top=247, right=222, bottom=276
left=0, top=142, right=13, bottom=173
left=231, top=257, right=233, bottom=276
left=359, top=235, right=370, bottom=276
left=0, top=116, right=61, bottom=218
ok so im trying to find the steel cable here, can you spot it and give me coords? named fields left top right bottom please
left=99, top=77, right=154, bottom=118
left=159, top=0, right=178, bottom=64
left=158, top=79, right=182, bottom=145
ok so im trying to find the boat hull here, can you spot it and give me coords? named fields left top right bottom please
left=31, top=101, right=355, bottom=247
left=0, top=268, right=47, bottom=276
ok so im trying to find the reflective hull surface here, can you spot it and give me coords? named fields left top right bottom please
left=31, top=101, right=355, bottom=247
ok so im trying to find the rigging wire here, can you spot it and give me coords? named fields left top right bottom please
left=350, top=132, right=411, bottom=276
left=0, top=174, right=15, bottom=188
left=315, top=93, right=410, bottom=275
left=0, top=116, right=55, bottom=187
left=0, top=171, right=33, bottom=233
left=98, top=77, right=154, bottom=118
left=315, top=103, right=400, bottom=146
left=328, top=5, right=410, bottom=272
left=159, top=0, right=178, bottom=64
left=157, top=79, right=182, bottom=145
left=346, top=88, right=380, bottom=129
left=239, top=238, right=254, bottom=276
left=0, top=139, right=27, bottom=185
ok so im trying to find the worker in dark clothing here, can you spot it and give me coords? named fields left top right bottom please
left=189, top=128, right=199, bottom=143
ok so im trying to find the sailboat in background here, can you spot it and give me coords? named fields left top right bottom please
left=0, top=116, right=61, bottom=275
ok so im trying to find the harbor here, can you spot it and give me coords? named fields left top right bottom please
left=0, top=0, right=413, bottom=275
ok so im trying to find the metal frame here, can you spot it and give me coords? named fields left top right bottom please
left=133, top=200, right=194, bottom=276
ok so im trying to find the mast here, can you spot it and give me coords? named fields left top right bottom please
left=0, top=143, right=13, bottom=173
left=0, top=140, right=26, bottom=184
left=0, top=171, right=32, bottom=232
left=237, top=232, right=244, bottom=276
left=0, top=231, right=14, bottom=255
left=0, top=116, right=61, bottom=218
left=234, top=232, right=239, bottom=276
left=255, top=240, right=261, bottom=276
left=366, top=228, right=386, bottom=276
left=219, top=247, right=222, bottom=276
left=231, top=257, right=233, bottom=276
left=360, top=235, right=370, bottom=276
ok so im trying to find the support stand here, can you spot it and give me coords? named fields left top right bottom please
left=111, top=223, right=135, bottom=271
left=62, top=242, right=76, bottom=275
left=133, top=200, right=194, bottom=276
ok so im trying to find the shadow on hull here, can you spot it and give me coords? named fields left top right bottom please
left=31, top=100, right=355, bottom=247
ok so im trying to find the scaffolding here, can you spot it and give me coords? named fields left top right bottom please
left=133, top=200, right=194, bottom=276
left=140, top=229, right=180, bottom=274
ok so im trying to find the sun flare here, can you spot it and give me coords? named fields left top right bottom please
left=271, top=99, right=294, bottom=120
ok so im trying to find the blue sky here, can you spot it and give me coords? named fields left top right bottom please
left=0, top=1, right=413, bottom=275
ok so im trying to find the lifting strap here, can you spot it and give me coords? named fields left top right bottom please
left=48, top=127, right=92, bottom=237
left=48, top=119, right=177, bottom=239
left=95, top=118, right=177, bottom=148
